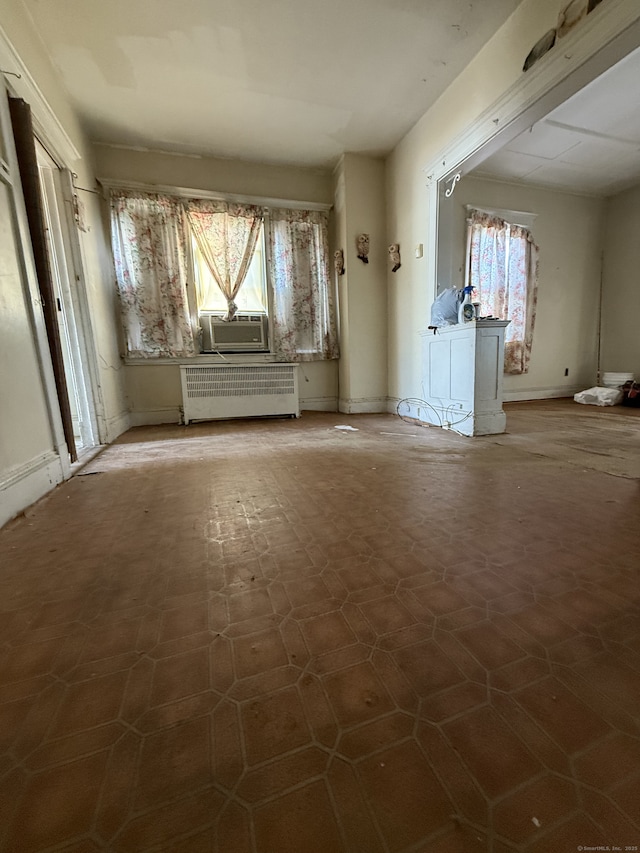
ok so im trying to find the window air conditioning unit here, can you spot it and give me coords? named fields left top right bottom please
left=200, top=313, right=269, bottom=352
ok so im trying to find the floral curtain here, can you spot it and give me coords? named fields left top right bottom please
left=268, top=208, right=339, bottom=362
left=185, top=200, right=264, bottom=320
left=110, top=191, right=195, bottom=358
left=467, top=209, right=539, bottom=374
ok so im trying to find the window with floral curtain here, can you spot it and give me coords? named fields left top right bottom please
left=191, top=229, right=268, bottom=315
left=268, top=208, right=339, bottom=362
left=185, top=200, right=264, bottom=320
left=110, top=191, right=195, bottom=358
left=466, top=209, right=539, bottom=374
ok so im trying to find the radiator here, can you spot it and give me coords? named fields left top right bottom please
left=180, top=363, right=300, bottom=424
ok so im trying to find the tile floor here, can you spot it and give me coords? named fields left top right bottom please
left=0, top=403, right=639, bottom=852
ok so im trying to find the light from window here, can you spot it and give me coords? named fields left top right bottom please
left=467, top=209, right=538, bottom=375
left=193, top=225, right=268, bottom=315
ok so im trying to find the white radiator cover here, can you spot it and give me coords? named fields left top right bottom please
left=180, top=363, right=300, bottom=424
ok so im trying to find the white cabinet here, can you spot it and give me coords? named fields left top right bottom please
left=419, top=320, right=510, bottom=436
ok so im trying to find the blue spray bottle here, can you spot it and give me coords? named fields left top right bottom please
left=458, top=284, right=476, bottom=323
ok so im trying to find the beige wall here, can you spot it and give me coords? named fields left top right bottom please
left=334, top=154, right=388, bottom=412
left=93, top=144, right=333, bottom=206
left=125, top=365, right=182, bottom=425
left=601, top=184, right=640, bottom=378
left=446, top=177, right=605, bottom=399
left=0, top=179, right=54, bottom=474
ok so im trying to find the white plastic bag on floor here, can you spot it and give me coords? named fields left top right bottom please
left=574, top=386, right=623, bottom=406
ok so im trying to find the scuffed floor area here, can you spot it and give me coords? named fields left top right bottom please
left=0, top=402, right=639, bottom=852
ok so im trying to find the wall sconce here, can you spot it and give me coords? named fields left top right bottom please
left=356, top=233, right=369, bottom=263
left=388, top=244, right=401, bottom=272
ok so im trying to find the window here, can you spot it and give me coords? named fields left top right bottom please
left=466, top=208, right=539, bottom=374
left=110, top=190, right=339, bottom=362
left=268, top=208, right=339, bottom=362
left=192, top=227, right=268, bottom=315
left=110, top=191, right=195, bottom=359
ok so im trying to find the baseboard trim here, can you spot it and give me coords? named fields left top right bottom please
left=129, top=408, right=181, bottom=427
left=104, top=409, right=131, bottom=441
left=504, top=386, right=582, bottom=402
left=338, top=397, right=388, bottom=414
left=0, top=450, right=65, bottom=529
left=130, top=400, right=340, bottom=424
left=300, top=397, right=338, bottom=412
left=387, top=398, right=399, bottom=414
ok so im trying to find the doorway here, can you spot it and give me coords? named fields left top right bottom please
left=36, top=142, right=98, bottom=454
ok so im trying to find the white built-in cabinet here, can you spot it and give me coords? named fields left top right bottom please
left=419, top=319, right=510, bottom=436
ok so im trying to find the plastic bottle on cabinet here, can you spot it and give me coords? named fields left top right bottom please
left=458, top=285, right=476, bottom=323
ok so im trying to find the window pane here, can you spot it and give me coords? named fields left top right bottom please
left=194, top=226, right=267, bottom=314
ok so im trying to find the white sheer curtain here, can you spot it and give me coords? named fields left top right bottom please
left=268, top=209, right=338, bottom=362
left=467, top=209, right=539, bottom=374
left=110, top=191, right=195, bottom=358
left=185, top=200, right=264, bottom=320
left=192, top=233, right=267, bottom=314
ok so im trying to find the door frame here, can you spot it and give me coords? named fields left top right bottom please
left=36, top=142, right=101, bottom=452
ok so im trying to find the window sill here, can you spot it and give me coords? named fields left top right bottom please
left=123, top=352, right=280, bottom=366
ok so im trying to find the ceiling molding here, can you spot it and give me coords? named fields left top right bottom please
left=0, top=23, right=81, bottom=165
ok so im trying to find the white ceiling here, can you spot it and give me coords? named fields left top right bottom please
left=21, top=0, right=524, bottom=169
left=474, top=44, right=640, bottom=196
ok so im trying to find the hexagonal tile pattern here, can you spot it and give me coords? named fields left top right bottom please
left=1, top=404, right=639, bottom=852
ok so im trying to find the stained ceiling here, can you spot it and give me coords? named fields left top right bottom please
left=474, top=44, right=640, bottom=196
left=21, top=0, right=524, bottom=168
